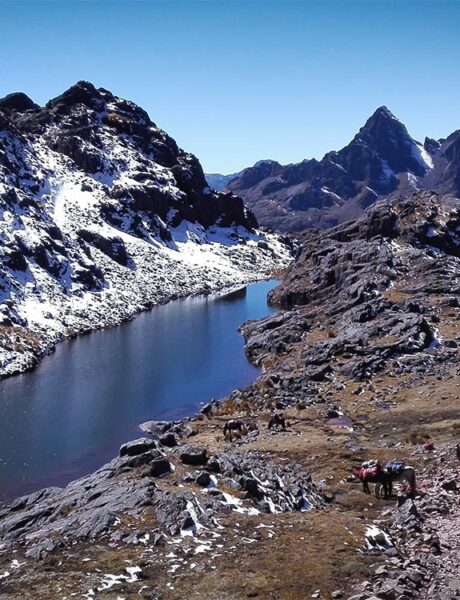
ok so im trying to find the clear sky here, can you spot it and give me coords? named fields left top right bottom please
left=0, top=0, right=459, bottom=173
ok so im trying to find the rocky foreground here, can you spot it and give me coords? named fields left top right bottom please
left=1, top=191, right=460, bottom=599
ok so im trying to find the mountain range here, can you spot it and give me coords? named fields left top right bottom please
left=206, top=107, right=460, bottom=232
left=0, top=81, right=290, bottom=377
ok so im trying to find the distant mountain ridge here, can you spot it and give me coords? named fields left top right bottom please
left=206, top=161, right=276, bottom=191
left=206, top=107, right=460, bottom=232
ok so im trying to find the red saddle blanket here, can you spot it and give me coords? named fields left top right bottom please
left=360, top=466, right=381, bottom=479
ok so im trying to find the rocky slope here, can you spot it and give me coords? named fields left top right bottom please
left=1, top=190, right=459, bottom=599
left=242, top=190, right=460, bottom=385
left=0, top=82, right=291, bottom=378
left=209, top=107, right=460, bottom=232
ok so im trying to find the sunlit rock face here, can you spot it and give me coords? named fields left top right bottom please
left=0, top=81, right=291, bottom=377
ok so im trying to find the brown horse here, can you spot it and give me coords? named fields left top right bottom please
left=352, top=465, right=390, bottom=498
left=268, top=412, right=286, bottom=431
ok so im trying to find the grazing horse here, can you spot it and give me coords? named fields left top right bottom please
left=456, top=443, right=460, bottom=461
left=223, top=418, right=260, bottom=440
left=223, top=419, right=247, bottom=437
left=387, top=466, right=417, bottom=497
left=268, top=412, right=286, bottom=431
left=352, top=464, right=390, bottom=498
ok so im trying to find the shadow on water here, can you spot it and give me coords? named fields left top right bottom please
left=0, top=280, right=278, bottom=502
left=214, top=286, right=247, bottom=302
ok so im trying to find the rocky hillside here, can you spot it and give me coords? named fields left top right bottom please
left=245, top=190, right=459, bottom=385
left=210, top=107, right=460, bottom=232
left=1, top=191, right=460, bottom=599
left=0, top=82, right=291, bottom=378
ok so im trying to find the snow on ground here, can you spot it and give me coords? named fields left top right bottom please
left=381, top=160, right=395, bottom=181
left=97, top=566, right=142, bottom=591
left=0, top=98, right=292, bottom=379
left=414, top=143, right=434, bottom=170
left=365, top=525, right=393, bottom=550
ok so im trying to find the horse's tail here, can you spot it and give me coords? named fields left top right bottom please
left=223, top=423, right=228, bottom=434
left=268, top=419, right=273, bottom=430
left=410, top=468, right=417, bottom=494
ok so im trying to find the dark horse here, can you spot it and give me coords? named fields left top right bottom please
left=268, top=412, right=286, bottom=430
left=352, top=464, right=390, bottom=498
left=223, top=418, right=258, bottom=440
left=223, top=419, right=247, bottom=436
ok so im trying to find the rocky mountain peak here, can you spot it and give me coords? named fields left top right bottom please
left=365, top=104, right=399, bottom=123
left=253, top=159, right=278, bottom=168
left=46, top=80, right=107, bottom=110
left=0, top=92, right=39, bottom=113
left=350, top=106, right=428, bottom=176
left=352, top=105, right=402, bottom=148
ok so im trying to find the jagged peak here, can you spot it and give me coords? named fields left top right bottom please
left=344, top=106, right=416, bottom=160
left=370, top=105, right=399, bottom=121
left=46, top=80, right=107, bottom=109
left=345, top=104, right=430, bottom=175
left=43, top=81, right=154, bottom=127
left=357, top=105, right=406, bottom=139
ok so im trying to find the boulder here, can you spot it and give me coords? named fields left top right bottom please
left=119, top=438, right=157, bottom=457
left=139, top=420, right=174, bottom=436
left=441, top=479, right=457, bottom=491
left=178, top=445, right=208, bottom=466
left=77, top=229, right=129, bottom=266
left=117, top=449, right=161, bottom=471
left=149, top=457, right=171, bottom=477
left=159, top=432, right=178, bottom=447
left=195, top=471, right=211, bottom=487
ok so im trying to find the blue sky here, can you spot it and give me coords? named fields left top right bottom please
left=0, top=1, right=459, bottom=173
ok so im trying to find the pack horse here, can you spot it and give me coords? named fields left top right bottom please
left=353, top=459, right=416, bottom=498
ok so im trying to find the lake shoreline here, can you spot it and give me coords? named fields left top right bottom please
left=0, top=278, right=281, bottom=505
left=0, top=273, right=274, bottom=382
left=0, top=231, right=293, bottom=381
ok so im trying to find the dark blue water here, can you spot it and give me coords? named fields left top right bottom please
left=0, top=280, right=277, bottom=502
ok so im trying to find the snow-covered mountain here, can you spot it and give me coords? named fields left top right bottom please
left=0, top=81, right=291, bottom=377
left=209, top=107, right=460, bottom=232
